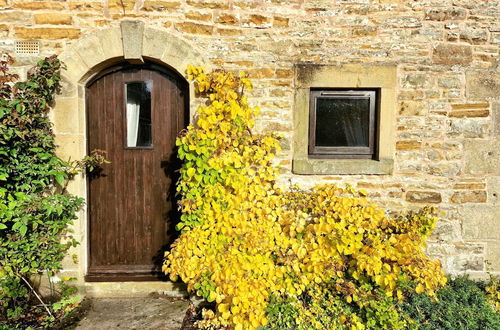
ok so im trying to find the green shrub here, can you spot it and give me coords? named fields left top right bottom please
left=0, top=55, right=104, bottom=327
left=399, top=276, right=500, bottom=329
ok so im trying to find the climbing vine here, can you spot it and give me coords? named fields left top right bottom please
left=163, top=66, right=448, bottom=329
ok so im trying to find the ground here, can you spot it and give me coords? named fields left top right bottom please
left=74, top=297, right=189, bottom=330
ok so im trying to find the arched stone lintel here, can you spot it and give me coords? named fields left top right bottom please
left=61, top=24, right=210, bottom=87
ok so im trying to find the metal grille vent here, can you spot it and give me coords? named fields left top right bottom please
left=15, top=40, right=40, bottom=55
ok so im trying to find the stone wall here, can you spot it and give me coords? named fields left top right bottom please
left=1, top=0, right=499, bottom=285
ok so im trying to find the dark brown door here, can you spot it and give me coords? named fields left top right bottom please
left=85, top=63, right=188, bottom=281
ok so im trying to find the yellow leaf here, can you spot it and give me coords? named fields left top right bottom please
left=186, top=167, right=196, bottom=177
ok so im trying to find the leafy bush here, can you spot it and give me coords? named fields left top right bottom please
left=164, top=66, right=448, bottom=329
left=0, top=55, right=103, bottom=327
left=399, top=276, right=500, bottom=329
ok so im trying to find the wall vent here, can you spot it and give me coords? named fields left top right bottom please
left=15, top=40, right=40, bottom=55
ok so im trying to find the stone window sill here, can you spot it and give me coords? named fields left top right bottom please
left=292, top=158, right=394, bottom=175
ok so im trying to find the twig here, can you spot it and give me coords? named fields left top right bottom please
left=120, top=0, right=126, bottom=15
left=19, top=273, right=53, bottom=318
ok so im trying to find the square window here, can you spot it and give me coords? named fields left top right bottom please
left=309, top=89, right=378, bottom=159
left=293, top=64, right=395, bottom=175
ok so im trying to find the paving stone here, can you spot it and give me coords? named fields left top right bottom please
left=75, top=297, right=189, bottom=330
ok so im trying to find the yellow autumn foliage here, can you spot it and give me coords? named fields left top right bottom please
left=163, top=66, right=447, bottom=329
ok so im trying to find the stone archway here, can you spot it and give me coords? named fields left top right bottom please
left=52, top=21, right=210, bottom=294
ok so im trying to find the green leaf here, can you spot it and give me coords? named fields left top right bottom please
left=19, top=224, right=27, bottom=236
left=0, top=223, right=7, bottom=229
left=55, top=173, right=65, bottom=185
left=12, top=221, right=22, bottom=231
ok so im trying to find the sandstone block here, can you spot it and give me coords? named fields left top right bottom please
left=437, top=76, right=461, bottom=89
left=96, top=27, right=123, bottom=59
left=244, top=15, right=271, bottom=28
left=185, top=11, right=212, bottom=22
left=15, top=27, right=81, bottom=39
left=453, top=183, right=485, bottom=190
left=459, top=29, right=489, bottom=44
left=217, top=28, right=241, bottom=36
left=142, top=1, right=181, bottom=11
left=430, top=221, right=461, bottom=241
left=108, top=0, right=135, bottom=12
left=427, top=163, right=460, bottom=176
left=425, top=7, right=467, bottom=21
left=121, top=20, right=144, bottom=63
left=492, top=33, right=500, bottom=45
left=305, top=0, right=331, bottom=10
left=69, top=2, right=103, bottom=11
left=264, top=122, right=291, bottom=133
left=486, top=241, right=500, bottom=271
left=216, top=13, right=239, bottom=25
left=402, top=73, right=432, bottom=89
left=466, top=71, right=500, bottom=100
left=449, top=103, right=490, bottom=118
left=73, top=35, right=107, bottom=69
left=34, top=13, right=73, bottom=25
left=396, top=141, right=421, bottom=150
left=451, top=191, right=487, bottom=203
left=406, top=191, right=442, bottom=203
left=248, top=68, right=275, bottom=79
left=352, top=26, right=378, bottom=37
left=52, top=98, right=80, bottom=133
left=447, top=119, right=488, bottom=138
left=462, top=205, right=500, bottom=240
left=0, top=24, right=7, bottom=36
left=0, top=11, right=31, bottom=23
left=493, top=102, right=500, bottom=137
left=175, top=22, right=213, bottom=35
left=450, top=255, right=484, bottom=272
left=142, top=28, right=169, bottom=60
left=54, top=134, right=84, bottom=161
left=186, top=0, right=229, bottom=9
left=448, top=111, right=489, bottom=118
left=464, top=139, right=500, bottom=174
left=275, top=69, right=293, bottom=79
left=399, top=101, right=427, bottom=116
left=273, top=16, right=289, bottom=27
left=14, top=1, right=65, bottom=10
left=433, top=43, right=472, bottom=65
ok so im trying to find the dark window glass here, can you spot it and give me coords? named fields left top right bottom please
left=309, top=90, right=377, bottom=158
left=315, top=97, right=370, bottom=147
left=126, top=82, right=152, bottom=147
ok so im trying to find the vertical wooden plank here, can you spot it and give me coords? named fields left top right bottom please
left=110, top=71, right=120, bottom=266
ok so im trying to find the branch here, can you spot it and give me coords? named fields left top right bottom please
left=18, top=273, right=53, bottom=318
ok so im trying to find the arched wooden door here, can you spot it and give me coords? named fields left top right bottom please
left=85, top=62, right=188, bottom=281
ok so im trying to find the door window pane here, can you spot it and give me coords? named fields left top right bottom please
left=126, top=82, right=152, bottom=147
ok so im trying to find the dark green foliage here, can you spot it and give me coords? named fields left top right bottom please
left=263, top=294, right=299, bottom=329
left=0, top=55, right=87, bottom=327
left=399, top=276, right=500, bottom=330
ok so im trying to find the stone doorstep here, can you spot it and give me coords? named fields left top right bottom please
left=75, top=297, right=190, bottom=330
left=83, top=281, right=188, bottom=298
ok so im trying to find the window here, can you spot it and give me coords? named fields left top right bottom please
left=125, top=82, right=152, bottom=147
left=309, top=90, right=377, bottom=159
left=293, top=64, right=396, bottom=175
